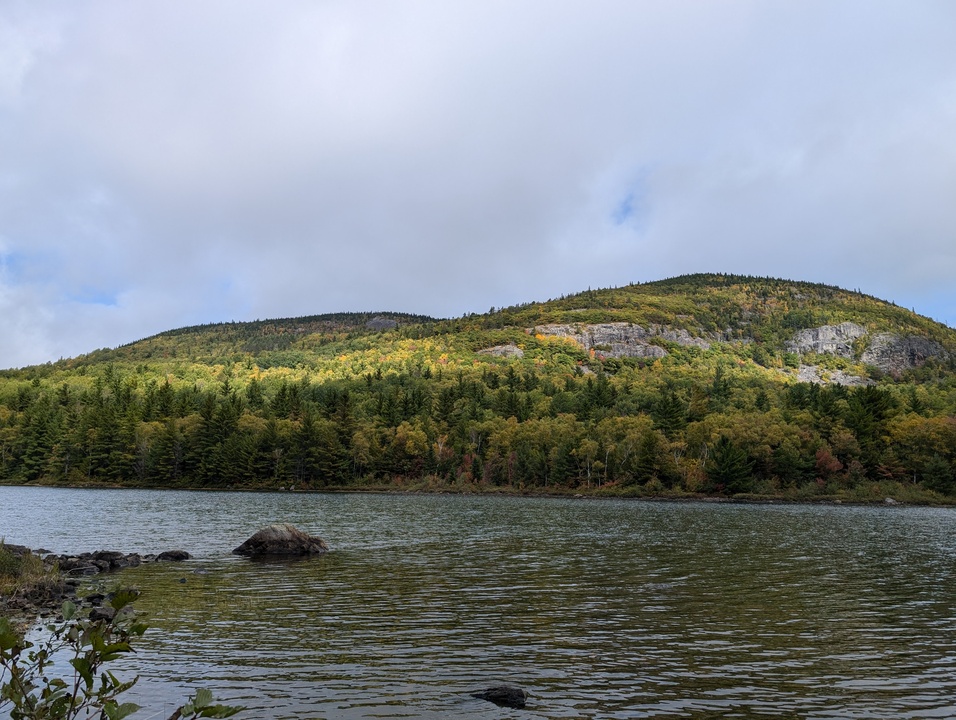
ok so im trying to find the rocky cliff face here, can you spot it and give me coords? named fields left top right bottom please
left=861, top=333, right=949, bottom=373
left=478, top=344, right=525, bottom=358
left=520, top=316, right=948, bottom=374
left=787, top=323, right=948, bottom=373
left=796, top=364, right=873, bottom=387
left=532, top=322, right=720, bottom=359
left=785, top=322, right=866, bottom=357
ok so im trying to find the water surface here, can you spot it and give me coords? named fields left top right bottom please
left=2, top=487, right=955, bottom=719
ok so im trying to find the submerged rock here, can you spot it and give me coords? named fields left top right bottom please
left=471, top=686, right=528, bottom=709
left=232, top=524, right=329, bottom=557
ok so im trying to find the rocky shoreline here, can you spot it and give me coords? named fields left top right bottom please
left=0, top=543, right=191, bottom=621
left=2, top=524, right=330, bottom=624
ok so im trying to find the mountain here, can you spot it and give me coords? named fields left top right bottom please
left=2, top=274, right=955, bottom=502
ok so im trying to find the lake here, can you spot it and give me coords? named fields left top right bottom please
left=2, top=487, right=956, bottom=719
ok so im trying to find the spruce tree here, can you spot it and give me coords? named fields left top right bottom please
left=705, top=436, right=753, bottom=494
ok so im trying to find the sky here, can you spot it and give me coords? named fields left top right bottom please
left=1, top=1, right=955, bottom=369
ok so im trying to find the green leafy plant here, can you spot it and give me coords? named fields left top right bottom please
left=0, top=589, right=241, bottom=720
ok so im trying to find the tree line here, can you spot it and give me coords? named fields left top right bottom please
left=2, top=355, right=955, bottom=499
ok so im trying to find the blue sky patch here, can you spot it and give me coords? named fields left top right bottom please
left=612, top=175, right=650, bottom=231
left=68, top=287, right=119, bottom=307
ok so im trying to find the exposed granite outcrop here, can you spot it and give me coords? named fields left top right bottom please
left=786, top=322, right=866, bottom=357
left=861, top=333, right=949, bottom=374
left=796, top=365, right=874, bottom=387
left=787, top=323, right=948, bottom=373
left=477, top=344, right=524, bottom=358
left=532, top=322, right=720, bottom=359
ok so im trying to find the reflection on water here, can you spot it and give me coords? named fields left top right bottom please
left=2, top=487, right=956, bottom=719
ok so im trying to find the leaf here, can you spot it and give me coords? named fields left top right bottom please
left=109, top=588, right=141, bottom=612
left=111, top=676, right=140, bottom=695
left=69, top=657, right=94, bottom=688
left=61, top=600, right=77, bottom=621
left=0, top=618, right=19, bottom=651
left=99, top=641, right=133, bottom=662
left=193, top=688, right=213, bottom=709
left=102, top=700, right=142, bottom=720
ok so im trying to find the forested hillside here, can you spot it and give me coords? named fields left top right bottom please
left=2, top=274, right=956, bottom=501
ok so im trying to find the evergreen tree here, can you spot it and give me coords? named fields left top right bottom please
left=154, top=419, right=186, bottom=484
left=705, top=436, right=753, bottom=494
left=653, top=389, right=687, bottom=439
left=922, top=454, right=955, bottom=495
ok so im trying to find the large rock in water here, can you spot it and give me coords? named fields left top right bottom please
left=232, top=524, right=329, bottom=557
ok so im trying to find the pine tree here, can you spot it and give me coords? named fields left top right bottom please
left=705, top=436, right=753, bottom=494
left=653, top=389, right=687, bottom=439
left=922, top=454, right=955, bottom=495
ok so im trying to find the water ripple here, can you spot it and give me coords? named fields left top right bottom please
left=3, top=489, right=956, bottom=718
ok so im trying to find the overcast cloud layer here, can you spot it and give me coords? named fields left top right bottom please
left=1, top=1, right=954, bottom=368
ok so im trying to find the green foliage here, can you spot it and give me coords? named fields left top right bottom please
left=653, top=389, right=687, bottom=438
left=921, top=454, right=955, bottom=495
left=173, top=687, right=242, bottom=719
left=0, top=592, right=242, bottom=720
left=705, top=436, right=754, bottom=495
left=1, top=274, right=956, bottom=500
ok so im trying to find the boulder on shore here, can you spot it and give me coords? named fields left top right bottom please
left=232, top=524, right=329, bottom=557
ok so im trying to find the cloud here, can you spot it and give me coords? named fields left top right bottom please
left=0, top=1, right=955, bottom=367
